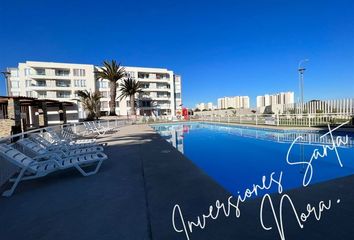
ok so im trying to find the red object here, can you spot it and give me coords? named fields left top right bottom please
left=182, top=108, right=189, bottom=120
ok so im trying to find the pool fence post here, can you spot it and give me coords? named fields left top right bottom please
left=308, top=114, right=311, bottom=127
left=277, top=114, right=279, bottom=126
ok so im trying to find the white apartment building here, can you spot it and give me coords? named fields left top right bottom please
left=195, top=102, right=215, bottom=111
left=256, top=92, right=294, bottom=108
left=217, top=96, right=250, bottom=109
left=6, top=61, right=182, bottom=119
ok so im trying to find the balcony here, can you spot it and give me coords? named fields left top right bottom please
left=157, top=104, right=171, bottom=109
left=57, top=95, right=71, bottom=99
left=32, top=83, right=47, bottom=87
left=34, top=71, right=46, bottom=76
left=56, top=91, right=71, bottom=98
left=138, top=78, right=170, bottom=83
left=37, top=95, right=47, bottom=99
left=137, top=73, right=170, bottom=82
left=55, top=70, right=70, bottom=76
left=31, top=80, right=47, bottom=89
left=155, top=95, right=170, bottom=100
left=56, top=81, right=71, bottom=88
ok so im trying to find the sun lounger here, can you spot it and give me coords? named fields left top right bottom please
left=83, top=122, right=107, bottom=135
left=29, top=133, right=104, bottom=151
left=15, top=138, right=104, bottom=158
left=46, top=128, right=96, bottom=145
left=0, top=144, right=107, bottom=197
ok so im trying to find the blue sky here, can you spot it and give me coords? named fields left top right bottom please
left=0, top=0, right=353, bottom=108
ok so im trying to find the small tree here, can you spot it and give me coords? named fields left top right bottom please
left=118, top=77, right=142, bottom=117
left=76, top=90, right=102, bottom=120
left=95, top=60, right=125, bottom=116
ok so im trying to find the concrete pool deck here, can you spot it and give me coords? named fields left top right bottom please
left=0, top=124, right=354, bottom=239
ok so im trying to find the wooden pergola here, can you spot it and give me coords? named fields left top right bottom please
left=0, top=96, right=76, bottom=135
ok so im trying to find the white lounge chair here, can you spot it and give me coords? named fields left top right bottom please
left=15, top=138, right=104, bottom=158
left=46, top=128, right=97, bottom=145
left=0, top=144, right=107, bottom=197
left=29, top=133, right=103, bottom=151
left=88, top=121, right=112, bottom=135
left=83, top=122, right=106, bottom=135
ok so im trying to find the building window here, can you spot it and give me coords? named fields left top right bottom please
left=37, top=91, right=47, bottom=98
left=35, top=68, right=46, bottom=75
left=156, top=73, right=169, bottom=79
left=55, top=69, right=70, bottom=76
left=141, top=100, right=151, bottom=107
left=74, top=79, right=86, bottom=87
left=115, top=101, right=120, bottom=107
left=100, top=101, right=108, bottom=109
left=37, top=80, right=46, bottom=87
left=100, top=91, right=109, bottom=98
left=11, top=81, right=20, bottom=88
left=73, top=69, right=86, bottom=76
left=138, top=72, right=149, bottom=79
left=176, top=93, right=181, bottom=98
left=24, top=68, right=31, bottom=76
left=26, top=91, right=33, bottom=97
left=25, top=80, right=32, bottom=87
left=56, top=80, right=71, bottom=87
left=141, top=83, right=149, bottom=89
left=10, top=69, right=19, bottom=77
left=126, top=71, right=135, bottom=78
left=99, top=81, right=108, bottom=88
left=57, top=91, right=71, bottom=98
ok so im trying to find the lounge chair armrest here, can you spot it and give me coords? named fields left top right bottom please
left=33, top=152, right=63, bottom=161
left=34, top=159, right=61, bottom=168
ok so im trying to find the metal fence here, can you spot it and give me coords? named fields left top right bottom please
left=282, top=98, right=354, bottom=115
left=194, top=113, right=354, bottom=127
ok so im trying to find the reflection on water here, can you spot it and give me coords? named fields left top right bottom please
left=155, top=124, right=191, bottom=154
left=153, top=123, right=354, bottom=154
left=152, top=122, right=354, bottom=195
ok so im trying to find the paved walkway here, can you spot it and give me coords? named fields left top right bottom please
left=0, top=124, right=354, bottom=239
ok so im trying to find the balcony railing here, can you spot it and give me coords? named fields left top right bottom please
left=56, top=83, right=71, bottom=87
left=156, top=95, right=170, bottom=99
left=33, top=72, right=46, bottom=76
left=56, top=93, right=71, bottom=98
left=55, top=71, right=70, bottom=76
left=32, top=83, right=47, bottom=87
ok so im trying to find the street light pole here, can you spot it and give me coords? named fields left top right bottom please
left=297, top=59, right=308, bottom=174
left=1, top=70, right=10, bottom=96
left=298, top=59, right=309, bottom=113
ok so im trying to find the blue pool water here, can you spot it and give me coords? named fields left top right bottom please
left=152, top=122, right=354, bottom=196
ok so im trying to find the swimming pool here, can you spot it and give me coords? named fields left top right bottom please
left=152, top=122, right=354, bottom=196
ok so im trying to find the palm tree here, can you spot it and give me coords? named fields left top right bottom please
left=76, top=90, right=102, bottom=120
left=118, top=77, right=142, bottom=117
left=95, top=60, right=125, bottom=116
